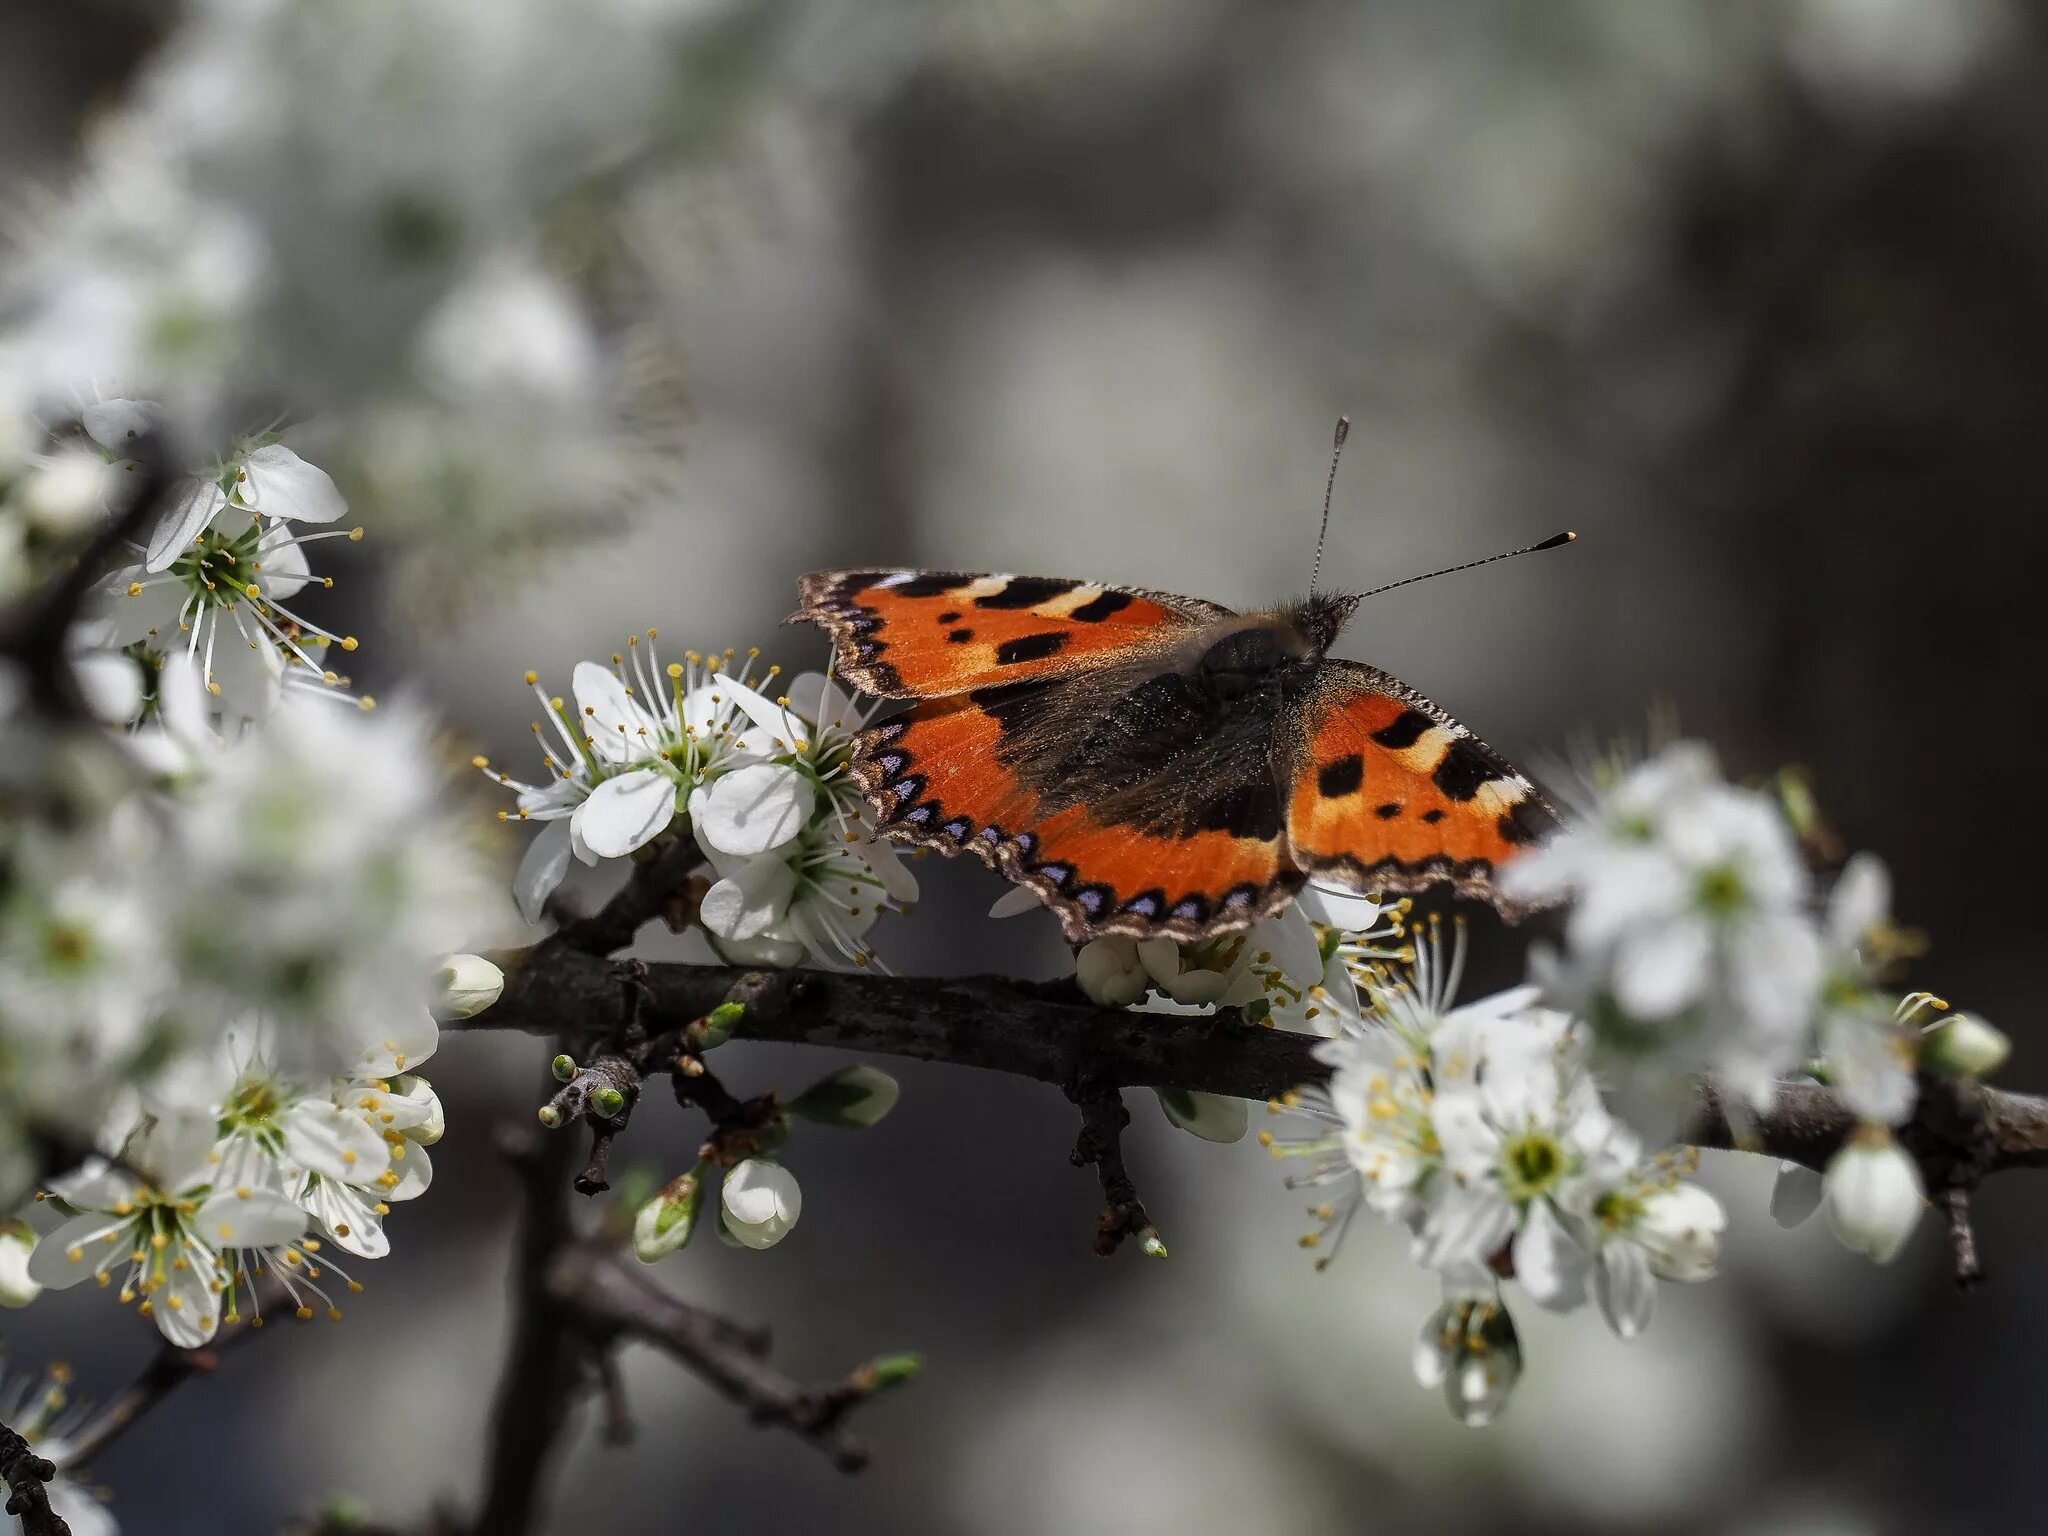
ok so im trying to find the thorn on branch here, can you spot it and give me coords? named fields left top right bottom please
left=1942, top=1187, right=1984, bottom=1289
left=1066, top=1082, right=1166, bottom=1260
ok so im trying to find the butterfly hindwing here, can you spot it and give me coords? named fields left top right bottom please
left=1285, top=661, right=1555, bottom=912
left=796, top=569, right=1228, bottom=699
left=851, top=670, right=1302, bottom=942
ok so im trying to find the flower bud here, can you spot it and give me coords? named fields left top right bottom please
left=1825, top=1125, right=1924, bottom=1265
left=551, top=1054, right=578, bottom=1083
left=433, top=954, right=505, bottom=1020
left=863, top=1352, right=924, bottom=1389
left=720, top=1159, right=802, bottom=1250
left=691, top=1000, right=746, bottom=1051
left=0, top=1223, right=40, bottom=1308
left=536, top=1105, right=563, bottom=1129
left=1920, top=1012, right=2010, bottom=1079
left=589, top=1085, right=626, bottom=1120
left=1413, top=1291, right=1521, bottom=1427
left=1153, top=1087, right=1248, bottom=1144
left=1075, top=936, right=1147, bottom=1008
left=788, top=1064, right=900, bottom=1129
left=633, top=1168, right=706, bottom=1262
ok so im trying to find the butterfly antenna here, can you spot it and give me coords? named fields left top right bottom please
left=1353, top=530, right=1577, bottom=602
left=1309, top=415, right=1350, bottom=597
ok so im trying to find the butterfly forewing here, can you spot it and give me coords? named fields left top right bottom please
left=796, top=569, right=1227, bottom=699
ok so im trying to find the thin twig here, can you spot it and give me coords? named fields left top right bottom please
left=543, top=1242, right=906, bottom=1473
left=63, top=1277, right=284, bottom=1471
left=1, top=1421, right=70, bottom=1536
left=1066, top=1082, right=1165, bottom=1259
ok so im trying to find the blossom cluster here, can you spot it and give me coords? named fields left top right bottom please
left=1504, top=742, right=2008, bottom=1267
left=0, top=401, right=505, bottom=1362
left=486, top=648, right=917, bottom=967
left=1265, top=923, right=1725, bottom=1425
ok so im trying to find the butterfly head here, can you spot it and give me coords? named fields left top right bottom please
left=1295, top=591, right=1361, bottom=658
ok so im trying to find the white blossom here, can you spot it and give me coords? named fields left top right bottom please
left=29, top=1112, right=307, bottom=1346
left=1075, top=936, right=1148, bottom=1007
left=0, top=1223, right=41, bottom=1307
left=1508, top=742, right=1825, bottom=1110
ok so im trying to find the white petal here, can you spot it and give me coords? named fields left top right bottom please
left=988, top=886, right=1043, bottom=920
left=71, top=651, right=142, bottom=726
left=572, top=661, right=649, bottom=764
left=1513, top=1201, right=1590, bottom=1312
left=1611, top=918, right=1714, bottom=1020
left=699, top=855, right=799, bottom=942
left=240, top=443, right=347, bottom=523
left=1594, top=1240, right=1656, bottom=1340
left=1297, top=880, right=1384, bottom=932
left=144, top=477, right=227, bottom=571
left=283, top=1101, right=390, bottom=1183
left=151, top=1242, right=224, bottom=1347
left=259, top=531, right=312, bottom=600
left=348, top=1009, right=440, bottom=1077
left=299, top=1176, right=388, bottom=1259
left=27, top=1214, right=129, bottom=1290
left=688, top=763, right=814, bottom=857
left=195, top=1186, right=308, bottom=1250
left=1769, top=1161, right=1824, bottom=1228
left=574, top=769, right=678, bottom=859
left=1414, top=1181, right=1516, bottom=1272
left=1253, top=909, right=1323, bottom=991
left=1075, top=936, right=1147, bottom=1007
left=1154, top=1088, right=1248, bottom=1143
left=81, top=397, right=158, bottom=451
left=514, top=818, right=574, bottom=924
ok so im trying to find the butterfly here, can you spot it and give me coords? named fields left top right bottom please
left=793, top=566, right=1561, bottom=944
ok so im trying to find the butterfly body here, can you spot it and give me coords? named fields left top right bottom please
left=797, top=569, right=1554, bottom=942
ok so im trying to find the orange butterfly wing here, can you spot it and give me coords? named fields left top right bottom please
left=851, top=688, right=1300, bottom=942
left=796, top=569, right=1226, bottom=698
left=1285, top=662, right=1555, bottom=911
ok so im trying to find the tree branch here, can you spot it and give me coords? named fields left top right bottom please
left=466, top=952, right=2048, bottom=1178
left=1, top=1422, right=69, bottom=1536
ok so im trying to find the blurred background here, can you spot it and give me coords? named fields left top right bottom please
left=6, top=0, right=2047, bottom=1531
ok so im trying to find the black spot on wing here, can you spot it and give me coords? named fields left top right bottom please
left=974, top=576, right=1077, bottom=610
left=996, top=632, right=1069, bottom=666
left=1420, top=808, right=1445, bottom=824
left=1374, top=802, right=1402, bottom=820
left=1069, top=589, right=1134, bottom=622
left=935, top=611, right=960, bottom=624
left=884, top=574, right=963, bottom=599
left=947, top=628, right=974, bottom=643
left=1317, top=754, right=1364, bottom=798
left=1369, top=708, right=1434, bottom=751
left=1432, top=738, right=1496, bottom=802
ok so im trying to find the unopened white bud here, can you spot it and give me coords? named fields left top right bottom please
left=1075, top=936, right=1147, bottom=1008
left=432, top=954, right=504, bottom=1020
left=1920, top=1012, right=2010, bottom=1079
left=720, top=1159, right=801, bottom=1251
left=1825, top=1125, right=1924, bottom=1265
